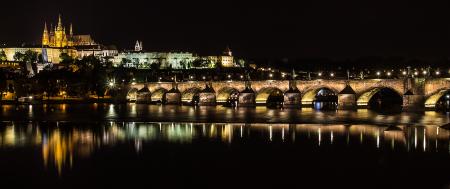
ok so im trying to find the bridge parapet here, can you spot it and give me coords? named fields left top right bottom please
left=126, top=78, right=450, bottom=110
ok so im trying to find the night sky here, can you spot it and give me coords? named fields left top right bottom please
left=1, top=0, right=449, bottom=59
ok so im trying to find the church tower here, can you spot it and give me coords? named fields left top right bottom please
left=135, top=40, right=143, bottom=51
left=42, top=22, right=49, bottom=46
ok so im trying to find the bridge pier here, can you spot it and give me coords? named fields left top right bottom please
left=165, top=84, right=181, bottom=105
left=199, top=84, right=216, bottom=106
left=338, top=85, right=357, bottom=110
left=403, top=91, right=425, bottom=111
left=136, top=86, right=152, bottom=104
left=283, top=90, right=302, bottom=108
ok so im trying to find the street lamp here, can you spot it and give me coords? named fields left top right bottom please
left=330, top=73, right=334, bottom=77
left=402, top=71, right=407, bottom=75
left=436, top=71, right=440, bottom=76
left=269, top=73, right=273, bottom=78
left=387, top=72, right=391, bottom=76
left=318, top=72, right=322, bottom=77
left=414, top=71, right=419, bottom=76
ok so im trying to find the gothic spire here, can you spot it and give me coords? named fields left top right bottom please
left=57, top=14, right=63, bottom=30
left=43, top=22, right=48, bottom=33
left=70, top=23, right=73, bottom=36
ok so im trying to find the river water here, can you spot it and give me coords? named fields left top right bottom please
left=0, top=104, right=449, bottom=188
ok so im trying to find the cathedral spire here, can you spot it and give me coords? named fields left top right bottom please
left=69, top=23, right=73, bottom=36
left=42, top=22, right=49, bottom=46
left=57, top=14, right=63, bottom=30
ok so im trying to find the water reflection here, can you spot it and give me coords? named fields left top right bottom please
left=0, top=122, right=450, bottom=175
left=2, top=104, right=450, bottom=126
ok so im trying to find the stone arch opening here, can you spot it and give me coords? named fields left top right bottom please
left=127, top=88, right=139, bottom=102
left=425, top=89, right=450, bottom=111
left=181, top=87, right=202, bottom=105
left=151, top=88, right=168, bottom=104
left=358, top=87, right=402, bottom=110
left=255, top=87, right=284, bottom=106
left=217, top=87, right=240, bottom=106
left=302, top=87, right=338, bottom=110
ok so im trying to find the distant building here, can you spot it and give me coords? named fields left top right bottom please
left=113, top=51, right=196, bottom=69
left=207, top=47, right=235, bottom=68
left=42, top=14, right=96, bottom=48
left=0, top=14, right=117, bottom=64
left=113, top=44, right=237, bottom=69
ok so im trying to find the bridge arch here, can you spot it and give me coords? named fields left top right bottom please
left=255, top=87, right=284, bottom=105
left=181, top=87, right=202, bottom=104
left=425, top=88, right=450, bottom=109
left=357, top=87, right=403, bottom=109
left=301, top=87, right=338, bottom=106
left=127, top=88, right=139, bottom=101
left=151, top=88, right=168, bottom=103
left=217, top=87, right=239, bottom=104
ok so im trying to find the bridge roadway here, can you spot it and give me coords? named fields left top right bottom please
left=123, top=78, right=450, bottom=110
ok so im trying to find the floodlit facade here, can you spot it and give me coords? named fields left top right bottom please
left=42, top=15, right=96, bottom=48
left=113, top=52, right=196, bottom=69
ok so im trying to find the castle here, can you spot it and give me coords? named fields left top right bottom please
left=42, top=15, right=95, bottom=48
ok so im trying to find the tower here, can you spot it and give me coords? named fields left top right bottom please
left=135, top=40, right=143, bottom=51
left=223, top=46, right=232, bottom=56
left=42, top=22, right=49, bottom=46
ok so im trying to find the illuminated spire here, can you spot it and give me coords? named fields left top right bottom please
left=69, top=23, right=73, bottom=36
left=42, top=22, right=49, bottom=46
left=57, top=14, right=63, bottom=30
left=44, top=22, right=48, bottom=33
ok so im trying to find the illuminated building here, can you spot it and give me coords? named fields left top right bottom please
left=113, top=45, right=236, bottom=69
left=207, top=46, right=235, bottom=68
left=42, top=14, right=95, bottom=48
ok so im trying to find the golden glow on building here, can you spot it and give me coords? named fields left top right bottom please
left=42, top=14, right=95, bottom=48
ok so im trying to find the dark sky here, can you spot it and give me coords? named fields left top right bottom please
left=1, top=0, right=449, bottom=59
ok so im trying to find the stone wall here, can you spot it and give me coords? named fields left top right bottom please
left=128, top=78, right=450, bottom=109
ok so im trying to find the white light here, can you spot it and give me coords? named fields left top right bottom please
left=269, top=73, right=273, bottom=77
left=387, top=72, right=391, bottom=76
left=423, top=71, right=427, bottom=75
left=108, top=82, right=114, bottom=87
left=318, top=72, right=322, bottom=76
left=402, top=71, right=407, bottom=75
left=436, top=71, right=440, bottom=75
left=228, top=75, right=231, bottom=79
left=240, top=75, right=244, bottom=79
left=330, top=73, right=334, bottom=77
left=202, top=76, right=206, bottom=80
left=29, top=96, right=33, bottom=99
left=131, top=82, right=136, bottom=85
left=376, top=71, right=380, bottom=76
left=414, top=72, right=418, bottom=76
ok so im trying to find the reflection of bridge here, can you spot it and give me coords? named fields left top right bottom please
left=125, top=78, right=450, bottom=110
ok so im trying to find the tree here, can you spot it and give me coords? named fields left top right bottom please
left=60, top=53, right=74, bottom=66
left=13, top=52, right=25, bottom=61
left=0, top=51, right=7, bottom=61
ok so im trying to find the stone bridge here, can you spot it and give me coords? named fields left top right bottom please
left=124, top=78, right=450, bottom=110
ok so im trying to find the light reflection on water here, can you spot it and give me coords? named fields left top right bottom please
left=0, top=122, right=449, bottom=175
left=1, top=104, right=450, bottom=126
